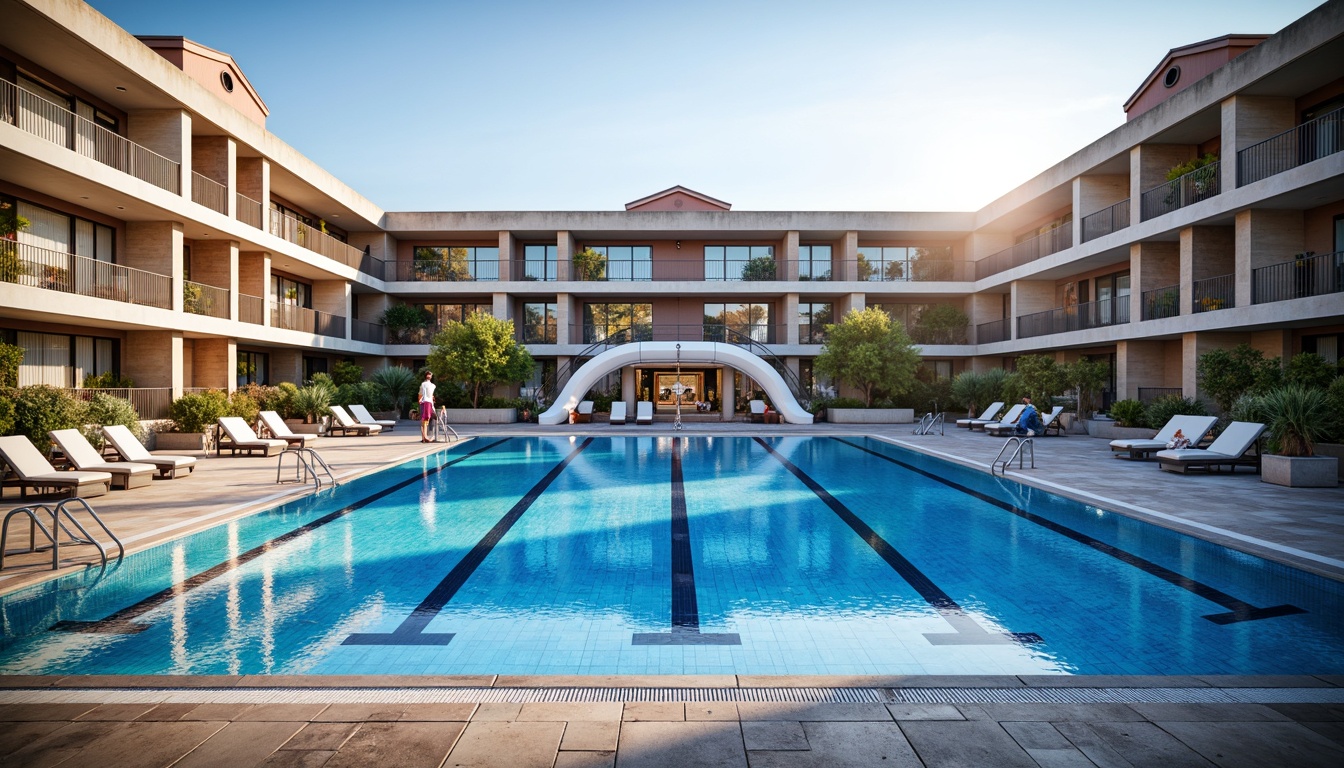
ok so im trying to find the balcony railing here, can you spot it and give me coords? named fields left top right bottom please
left=182, top=280, right=229, bottom=319
left=1238, top=107, right=1343, bottom=187
left=315, top=309, right=345, bottom=338
left=191, top=171, right=227, bottom=214
left=1192, top=274, right=1235, bottom=313
left=975, top=222, right=1073, bottom=280
left=975, top=318, right=1010, bottom=344
left=394, top=258, right=501, bottom=282
left=351, top=318, right=385, bottom=344
left=1017, top=298, right=1130, bottom=339
left=65, top=387, right=174, bottom=420
left=1138, top=387, right=1183, bottom=403
left=239, top=293, right=265, bottom=325
left=1140, top=161, right=1221, bottom=221
left=1080, top=199, right=1130, bottom=243
left=236, top=193, right=264, bottom=229
left=1141, top=284, right=1180, bottom=321
left=268, top=208, right=365, bottom=269
left=3, top=241, right=172, bottom=309
left=1252, top=251, right=1344, bottom=305
left=574, top=323, right=788, bottom=345
left=271, top=303, right=315, bottom=333
left=0, top=78, right=180, bottom=194
left=358, top=253, right=385, bottom=280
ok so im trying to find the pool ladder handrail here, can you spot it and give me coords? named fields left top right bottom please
left=913, top=411, right=945, bottom=435
left=992, top=436, right=1035, bottom=476
left=431, top=412, right=460, bottom=443
left=0, top=497, right=125, bottom=571
left=277, top=447, right=337, bottom=490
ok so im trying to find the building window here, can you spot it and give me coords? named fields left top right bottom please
left=271, top=275, right=311, bottom=308
left=522, top=244, right=557, bottom=281
left=704, top=303, right=772, bottom=343
left=12, top=330, right=117, bottom=387
left=522, top=302, right=557, bottom=344
left=411, top=246, right=500, bottom=281
left=856, top=246, right=954, bottom=281
left=303, top=356, right=328, bottom=383
left=797, top=302, right=832, bottom=344
left=586, top=245, right=651, bottom=281
left=704, top=245, right=774, bottom=281
left=583, top=303, right=652, bottom=343
left=238, top=351, right=268, bottom=386
left=1095, top=271, right=1131, bottom=325
left=798, top=245, right=832, bottom=281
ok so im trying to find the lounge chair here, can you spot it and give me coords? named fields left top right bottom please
left=1110, top=414, right=1218, bottom=460
left=609, top=401, right=628, bottom=425
left=349, top=404, right=396, bottom=432
left=0, top=435, right=112, bottom=499
left=49, top=429, right=155, bottom=490
left=574, top=401, right=594, bottom=424
left=748, top=400, right=767, bottom=423
left=329, top=405, right=382, bottom=436
left=986, top=406, right=1064, bottom=437
left=102, top=425, right=196, bottom=478
left=258, top=410, right=319, bottom=449
left=1156, top=421, right=1267, bottom=474
left=957, top=402, right=1004, bottom=429
left=973, top=403, right=1024, bottom=432
left=216, top=417, right=288, bottom=457
left=636, top=401, right=653, bottom=425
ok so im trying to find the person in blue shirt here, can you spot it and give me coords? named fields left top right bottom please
left=1016, top=395, right=1043, bottom=436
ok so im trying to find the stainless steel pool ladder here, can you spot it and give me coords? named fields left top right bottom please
left=277, top=447, right=337, bottom=490
left=992, top=436, right=1035, bottom=475
left=913, top=411, right=945, bottom=435
left=432, top=412, right=459, bottom=443
left=0, top=498, right=124, bottom=571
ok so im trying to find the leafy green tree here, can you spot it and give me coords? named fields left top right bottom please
left=1013, top=354, right=1066, bottom=404
left=1061, top=357, right=1110, bottom=418
left=912, top=304, right=969, bottom=344
left=380, top=303, right=432, bottom=344
left=814, top=307, right=921, bottom=407
left=0, top=341, right=22, bottom=388
left=1196, top=344, right=1282, bottom=413
left=11, top=385, right=86, bottom=451
left=1285, top=352, right=1337, bottom=390
left=427, top=313, right=535, bottom=407
left=332, top=359, right=364, bottom=386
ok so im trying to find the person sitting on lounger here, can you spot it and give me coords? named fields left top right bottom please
left=1016, top=396, right=1043, bottom=436
left=1166, top=429, right=1191, bottom=450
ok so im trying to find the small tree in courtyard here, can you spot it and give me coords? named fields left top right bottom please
left=814, top=307, right=921, bottom=407
left=427, top=312, right=535, bottom=408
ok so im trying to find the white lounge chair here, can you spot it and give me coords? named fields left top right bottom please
left=974, top=403, right=1024, bottom=432
left=216, top=417, right=288, bottom=457
left=609, top=401, right=628, bottom=425
left=1156, top=421, right=1267, bottom=474
left=748, top=400, right=767, bottom=423
left=349, top=404, right=396, bottom=432
left=1110, top=414, right=1218, bottom=460
left=957, top=402, right=1004, bottom=429
left=636, top=401, right=653, bottom=425
left=986, top=405, right=1064, bottom=437
left=102, top=425, right=196, bottom=479
left=258, top=410, right=319, bottom=449
left=0, top=435, right=112, bottom=499
left=329, top=405, right=381, bottom=436
left=49, top=429, right=155, bottom=490
left=574, top=401, right=595, bottom=423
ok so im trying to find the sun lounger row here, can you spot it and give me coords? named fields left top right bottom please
left=1106, top=415, right=1267, bottom=474
left=957, top=403, right=1064, bottom=437
left=0, top=427, right=198, bottom=500
left=572, top=401, right=653, bottom=425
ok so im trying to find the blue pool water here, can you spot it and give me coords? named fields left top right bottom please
left=1, top=435, right=1341, bottom=676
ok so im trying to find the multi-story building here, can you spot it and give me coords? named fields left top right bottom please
left=2, top=0, right=1341, bottom=422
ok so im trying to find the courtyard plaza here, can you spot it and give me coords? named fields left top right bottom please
left=0, top=417, right=1341, bottom=766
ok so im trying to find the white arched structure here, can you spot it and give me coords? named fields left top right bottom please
left=539, top=341, right=813, bottom=425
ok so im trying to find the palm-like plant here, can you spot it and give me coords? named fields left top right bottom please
left=370, top=366, right=419, bottom=418
left=1262, top=385, right=1331, bottom=457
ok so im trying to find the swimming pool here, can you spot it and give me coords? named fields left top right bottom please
left=1, top=435, right=1341, bottom=676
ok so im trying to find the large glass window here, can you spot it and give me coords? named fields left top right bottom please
left=583, top=303, right=652, bottom=342
left=238, top=350, right=269, bottom=386
left=522, top=302, right=557, bottom=344
left=797, top=302, right=832, bottom=344
left=704, top=302, right=772, bottom=343
left=798, top=245, right=832, bottom=281
left=586, top=245, right=652, bottom=281
left=411, top=246, right=499, bottom=281
left=14, top=330, right=117, bottom=387
left=271, top=275, right=310, bottom=308
left=522, top=244, right=557, bottom=281
left=856, top=245, right=954, bottom=281
left=704, top=245, right=775, bottom=281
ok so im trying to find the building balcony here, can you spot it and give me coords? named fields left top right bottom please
left=385, top=258, right=971, bottom=284
left=191, top=171, right=227, bottom=215
left=1253, top=251, right=1344, bottom=305
left=1193, top=274, right=1235, bottom=313
left=183, top=280, right=229, bottom=319
left=1080, top=199, right=1130, bottom=243
left=975, top=223, right=1072, bottom=280
left=1140, top=161, right=1221, bottom=221
left=267, top=208, right=366, bottom=273
left=1237, top=107, right=1343, bottom=187
left=2, top=241, right=172, bottom=309
left=1017, top=298, right=1130, bottom=339
left=271, top=303, right=346, bottom=338
left=1141, top=284, right=1180, bottom=321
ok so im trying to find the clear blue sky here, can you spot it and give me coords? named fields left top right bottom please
left=87, top=0, right=1322, bottom=213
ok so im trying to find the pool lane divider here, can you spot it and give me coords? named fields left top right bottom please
left=754, top=437, right=1043, bottom=647
left=344, top=437, right=595, bottom=647
left=835, top=437, right=1306, bottom=626
left=632, top=437, right=741, bottom=646
left=50, top=438, right=514, bottom=635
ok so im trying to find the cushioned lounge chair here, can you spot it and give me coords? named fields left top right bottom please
left=1110, top=414, right=1218, bottom=460
left=749, top=400, right=767, bottom=423
left=49, top=429, right=155, bottom=490
left=956, top=402, right=1004, bottom=429
left=609, top=401, right=627, bottom=425
left=636, top=401, right=653, bottom=425
left=329, top=405, right=381, bottom=436
left=986, top=406, right=1064, bottom=437
left=217, top=417, right=288, bottom=457
left=973, top=403, right=1024, bottom=432
left=574, top=401, right=594, bottom=423
left=0, top=435, right=112, bottom=499
left=349, top=404, right=396, bottom=432
left=102, top=425, right=196, bottom=478
left=258, top=410, right=319, bottom=449
left=1156, top=421, right=1267, bottom=474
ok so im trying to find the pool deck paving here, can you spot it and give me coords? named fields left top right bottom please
left=1, top=418, right=1342, bottom=766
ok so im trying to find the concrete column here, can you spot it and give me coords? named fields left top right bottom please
left=1075, top=175, right=1129, bottom=243
left=721, top=371, right=735, bottom=422
left=498, top=231, right=516, bottom=281
left=191, top=136, right=236, bottom=217
left=124, top=221, right=184, bottom=312
left=1132, top=241, right=1179, bottom=317
left=358, top=291, right=390, bottom=322
left=784, top=293, right=800, bottom=345
left=1009, top=281, right=1055, bottom=340
left=838, top=231, right=858, bottom=281
left=1221, top=95, right=1295, bottom=192
left=1130, top=144, right=1195, bottom=226
left=312, top=280, right=351, bottom=338
left=1116, top=340, right=1168, bottom=400
left=621, top=366, right=636, bottom=411
left=128, top=110, right=191, bottom=198
left=1234, top=209, right=1304, bottom=307
left=1251, top=329, right=1293, bottom=363
left=236, top=157, right=269, bottom=229
left=556, top=231, right=574, bottom=282
left=191, top=239, right=239, bottom=320
left=493, top=292, right=512, bottom=321
left=782, top=231, right=800, bottom=281
left=271, top=348, right=303, bottom=385
left=192, top=337, right=236, bottom=391
left=123, top=331, right=183, bottom=397
left=555, top=292, right=571, bottom=345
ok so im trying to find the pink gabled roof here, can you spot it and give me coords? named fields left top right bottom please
left=625, top=186, right=732, bottom=211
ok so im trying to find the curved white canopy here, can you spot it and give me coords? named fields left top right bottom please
left=538, top=341, right=813, bottom=425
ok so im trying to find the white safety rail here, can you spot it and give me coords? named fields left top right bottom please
left=276, top=448, right=337, bottom=490
left=992, top=437, right=1035, bottom=476
left=912, top=411, right=945, bottom=435
left=0, top=498, right=124, bottom=571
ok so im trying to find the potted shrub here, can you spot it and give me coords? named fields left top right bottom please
left=161, top=390, right=228, bottom=451
left=290, top=382, right=334, bottom=434
left=1260, top=385, right=1337, bottom=487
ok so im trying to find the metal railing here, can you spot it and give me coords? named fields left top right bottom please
left=1238, top=107, right=1343, bottom=187
left=1016, top=298, right=1130, bottom=339
left=191, top=172, right=227, bottom=214
left=1080, top=199, right=1130, bottom=242
left=3, top=242, right=172, bottom=309
left=358, top=252, right=384, bottom=279
left=315, top=309, right=346, bottom=338
left=236, top=193, right=264, bottom=229
left=1138, top=387, right=1183, bottom=403
left=576, top=323, right=787, bottom=345
left=843, top=259, right=972, bottom=282
left=1140, top=161, right=1221, bottom=221
left=183, top=280, right=229, bottom=319
left=271, top=303, right=316, bottom=333
left=1253, top=251, right=1344, bottom=305
left=351, top=318, right=385, bottom=344
left=975, top=222, right=1073, bottom=280
left=1141, top=284, right=1180, bottom=321
left=238, top=293, right=265, bottom=325
left=394, top=258, right=501, bottom=282
left=267, top=208, right=364, bottom=269
left=975, top=318, right=1010, bottom=344
left=65, top=387, right=174, bottom=420
left=0, top=79, right=180, bottom=194
left=1192, top=274, right=1235, bottom=313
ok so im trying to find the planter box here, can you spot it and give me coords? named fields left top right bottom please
left=1313, top=443, right=1344, bottom=480
left=826, top=408, right=915, bottom=424
left=1262, top=454, right=1339, bottom=488
left=441, top=407, right=517, bottom=424
left=154, top=432, right=209, bottom=451
left=1084, top=420, right=1155, bottom=440
left=291, top=422, right=327, bottom=435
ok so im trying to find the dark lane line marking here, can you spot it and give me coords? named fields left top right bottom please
left=754, top=437, right=1040, bottom=646
left=834, top=437, right=1305, bottom=625
left=345, top=437, right=595, bottom=646
left=52, top=439, right=513, bottom=635
left=633, top=436, right=740, bottom=645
